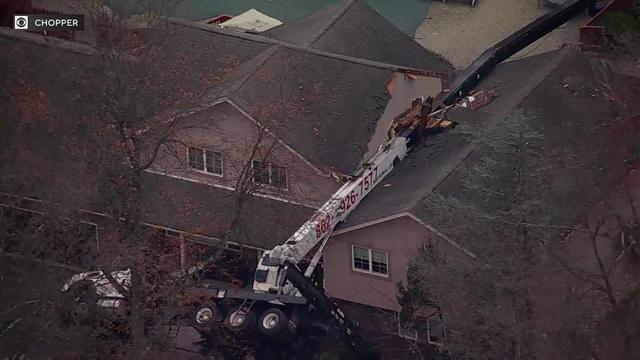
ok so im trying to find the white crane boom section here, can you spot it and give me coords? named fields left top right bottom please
left=253, top=136, right=409, bottom=293
left=271, top=136, right=409, bottom=264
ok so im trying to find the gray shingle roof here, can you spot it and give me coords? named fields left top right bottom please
left=338, top=130, right=475, bottom=228
left=140, top=173, right=313, bottom=249
left=211, top=45, right=396, bottom=174
left=338, top=49, right=640, bottom=233
left=264, top=0, right=452, bottom=74
left=261, top=2, right=346, bottom=46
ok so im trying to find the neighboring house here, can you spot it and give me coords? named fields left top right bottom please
left=322, top=48, right=640, bottom=344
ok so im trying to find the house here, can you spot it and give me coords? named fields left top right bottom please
left=4, top=0, right=637, bottom=353
left=0, top=1, right=450, bottom=273
left=321, top=48, right=640, bottom=346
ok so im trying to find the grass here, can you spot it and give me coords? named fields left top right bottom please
left=602, top=11, right=640, bottom=35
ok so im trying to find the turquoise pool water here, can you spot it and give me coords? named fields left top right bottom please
left=108, top=0, right=431, bottom=36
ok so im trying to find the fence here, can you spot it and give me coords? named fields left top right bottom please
left=580, top=0, right=637, bottom=51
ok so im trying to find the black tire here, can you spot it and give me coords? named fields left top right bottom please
left=192, top=304, right=221, bottom=331
left=257, top=307, right=288, bottom=336
left=226, top=306, right=257, bottom=332
left=64, top=280, right=98, bottom=325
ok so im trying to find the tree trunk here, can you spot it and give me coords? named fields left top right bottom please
left=130, top=263, right=147, bottom=358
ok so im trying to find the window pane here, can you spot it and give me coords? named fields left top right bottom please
left=428, top=317, right=445, bottom=343
left=188, top=147, right=204, bottom=171
left=206, top=150, right=223, bottom=175
left=272, top=165, right=287, bottom=189
left=252, top=160, right=270, bottom=184
left=371, top=250, right=388, bottom=274
left=353, top=246, right=370, bottom=271
left=371, top=250, right=387, bottom=263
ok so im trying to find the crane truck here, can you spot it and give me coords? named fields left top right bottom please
left=178, top=0, right=596, bottom=354
left=60, top=0, right=593, bottom=356
left=186, top=98, right=443, bottom=358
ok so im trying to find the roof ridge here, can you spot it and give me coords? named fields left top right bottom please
left=301, top=46, right=446, bottom=77
left=0, top=27, right=95, bottom=55
left=307, top=0, right=357, bottom=48
left=222, top=45, right=281, bottom=99
left=166, top=17, right=446, bottom=77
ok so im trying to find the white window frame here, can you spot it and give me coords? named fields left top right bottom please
left=426, top=314, right=446, bottom=345
left=251, top=160, right=288, bottom=190
left=187, top=146, right=223, bottom=177
left=351, top=245, right=389, bottom=277
left=398, top=321, right=418, bottom=341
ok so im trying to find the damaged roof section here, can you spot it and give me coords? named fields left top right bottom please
left=264, top=0, right=452, bottom=74
left=338, top=49, right=640, bottom=251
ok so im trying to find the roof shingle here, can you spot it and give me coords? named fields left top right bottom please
left=338, top=49, right=640, bottom=235
left=264, top=0, right=452, bottom=74
left=211, top=45, right=396, bottom=174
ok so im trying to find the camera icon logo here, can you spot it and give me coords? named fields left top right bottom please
left=14, top=15, right=29, bottom=30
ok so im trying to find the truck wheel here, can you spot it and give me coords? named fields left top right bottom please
left=226, top=307, right=256, bottom=332
left=258, top=308, right=288, bottom=336
left=192, top=304, right=221, bottom=331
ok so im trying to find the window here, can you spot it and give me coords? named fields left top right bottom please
left=352, top=245, right=388, bottom=276
left=188, top=147, right=204, bottom=171
left=251, top=160, right=287, bottom=189
left=252, top=160, right=271, bottom=185
left=398, top=321, right=418, bottom=341
left=271, top=165, right=287, bottom=189
left=188, top=147, right=223, bottom=176
left=427, top=315, right=446, bottom=344
left=205, top=150, right=223, bottom=175
left=164, top=229, right=180, bottom=237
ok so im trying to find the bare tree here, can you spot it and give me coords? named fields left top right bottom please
left=2, top=3, right=333, bottom=357
left=0, top=0, right=232, bottom=356
left=399, top=97, right=640, bottom=359
left=399, top=109, right=635, bottom=359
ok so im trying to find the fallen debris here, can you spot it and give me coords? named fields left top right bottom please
left=457, top=89, right=497, bottom=110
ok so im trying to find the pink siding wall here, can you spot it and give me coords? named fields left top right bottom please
left=152, top=100, right=339, bottom=206
left=324, top=216, right=432, bottom=311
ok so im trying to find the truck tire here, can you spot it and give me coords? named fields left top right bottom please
left=192, top=304, right=221, bottom=331
left=257, top=307, right=288, bottom=336
left=226, top=306, right=256, bottom=332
